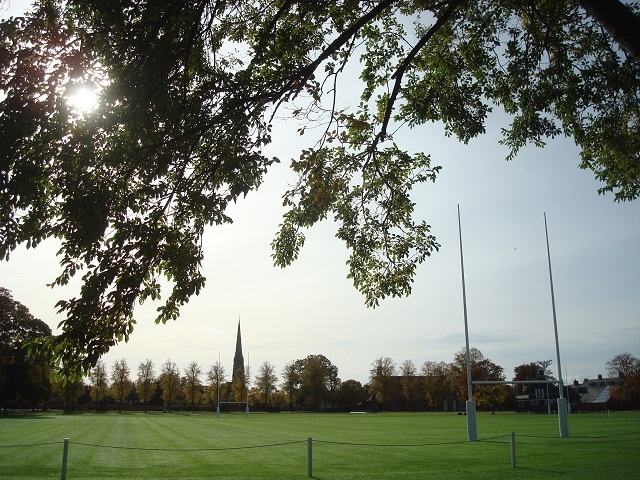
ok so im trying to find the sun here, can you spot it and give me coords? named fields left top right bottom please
left=67, top=84, right=99, bottom=114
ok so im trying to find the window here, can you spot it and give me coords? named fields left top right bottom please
left=535, top=388, right=544, bottom=399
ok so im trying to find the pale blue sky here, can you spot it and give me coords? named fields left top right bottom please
left=1, top=0, right=638, bottom=386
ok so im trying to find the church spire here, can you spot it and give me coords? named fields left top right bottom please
left=232, top=319, right=244, bottom=385
left=235, top=320, right=243, bottom=357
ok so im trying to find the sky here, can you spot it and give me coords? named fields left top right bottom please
left=1, top=1, right=639, bottom=387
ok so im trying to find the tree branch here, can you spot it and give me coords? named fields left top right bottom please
left=290, top=0, right=399, bottom=94
left=578, top=0, right=640, bottom=62
left=378, top=0, right=465, bottom=142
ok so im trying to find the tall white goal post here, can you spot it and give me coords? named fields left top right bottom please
left=457, top=205, right=477, bottom=442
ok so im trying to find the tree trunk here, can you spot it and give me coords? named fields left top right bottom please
left=578, top=0, right=640, bottom=61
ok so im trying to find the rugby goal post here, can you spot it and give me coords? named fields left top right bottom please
left=216, top=401, right=249, bottom=418
left=457, top=207, right=569, bottom=440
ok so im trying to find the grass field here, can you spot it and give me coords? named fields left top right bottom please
left=1, top=410, right=639, bottom=479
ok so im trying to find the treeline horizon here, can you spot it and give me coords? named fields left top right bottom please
left=3, top=286, right=638, bottom=412
left=38, top=350, right=596, bottom=413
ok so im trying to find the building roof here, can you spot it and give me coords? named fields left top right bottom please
left=570, top=375, right=621, bottom=404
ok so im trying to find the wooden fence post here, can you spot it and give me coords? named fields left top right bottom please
left=510, top=432, right=516, bottom=469
left=307, top=437, right=312, bottom=477
left=61, top=438, right=69, bottom=480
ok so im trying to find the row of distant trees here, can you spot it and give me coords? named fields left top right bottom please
left=78, top=354, right=343, bottom=413
left=57, top=350, right=514, bottom=412
left=2, top=287, right=640, bottom=411
left=63, top=349, right=640, bottom=413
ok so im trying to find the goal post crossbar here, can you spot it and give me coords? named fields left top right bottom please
left=216, top=400, right=250, bottom=418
